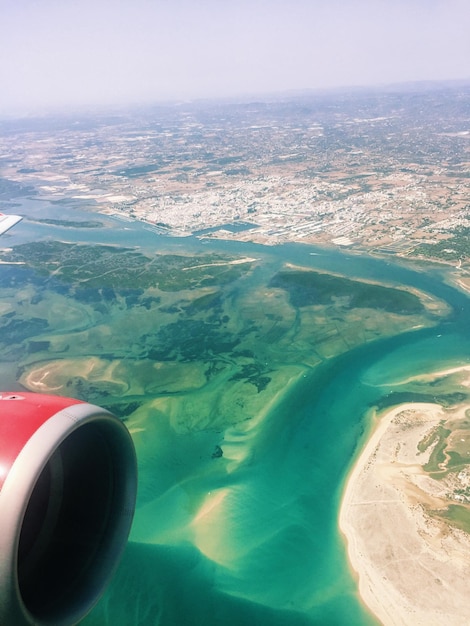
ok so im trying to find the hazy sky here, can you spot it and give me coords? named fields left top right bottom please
left=1, top=0, right=469, bottom=114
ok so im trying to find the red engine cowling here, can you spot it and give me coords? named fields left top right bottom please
left=0, top=392, right=137, bottom=626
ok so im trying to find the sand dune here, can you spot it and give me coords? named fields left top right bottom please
left=340, top=387, right=470, bottom=625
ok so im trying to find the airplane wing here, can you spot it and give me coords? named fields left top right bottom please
left=0, top=213, right=22, bottom=235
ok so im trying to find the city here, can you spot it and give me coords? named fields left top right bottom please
left=0, top=82, right=469, bottom=266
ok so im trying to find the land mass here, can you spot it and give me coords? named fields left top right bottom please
left=1, top=83, right=469, bottom=625
left=340, top=366, right=470, bottom=625
left=0, top=82, right=469, bottom=270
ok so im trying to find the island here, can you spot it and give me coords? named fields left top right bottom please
left=340, top=366, right=470, bottom=625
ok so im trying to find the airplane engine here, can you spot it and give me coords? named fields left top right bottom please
left=0, top=392, right=137, bottom=626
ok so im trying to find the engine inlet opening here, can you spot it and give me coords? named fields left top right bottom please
left=17, top=420, right=131, bottom=622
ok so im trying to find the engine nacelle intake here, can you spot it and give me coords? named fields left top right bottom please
left=0, top=392, right=137, bottom=626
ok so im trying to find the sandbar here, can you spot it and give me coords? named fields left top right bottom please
left=340, top=369, right=470, bottom=625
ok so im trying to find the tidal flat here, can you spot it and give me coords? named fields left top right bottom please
left=1, top=225, right=468, bottom=625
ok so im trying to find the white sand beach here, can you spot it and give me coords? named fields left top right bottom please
left=340, top=367, right=470, bottom=625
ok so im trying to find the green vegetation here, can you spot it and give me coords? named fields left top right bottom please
left=420, top=423, right=451, bottom=473
left=114, top=163, right=164, bottom=177
left=270, top=269, right=424, bottom=314
left=35, top=218, right=104, bottom=228
left=1, top=241, right=253, bottom=292
left=0, top=240, right=445, bottom=415
left=413, top=227, right=470, bottom=262
left=446, top=450, right=466, bottom=468
left=229, top=363, right=272, bottom=393
left=0, top=315, right=48, bottom=348
left=417, top=418, right=470, bottom=476
left=417, top=426, right=439, bottom=454
left=0, top=177, right=36, bottom=199
left=146, top=319, right=241, bottom=362
left=225, top=167, right=251, bottom=176
left=437, top=504, right=470, bottom=534
left=376, top=392, right=468, bottom=413
left=212, top=156, right=243, bottom=165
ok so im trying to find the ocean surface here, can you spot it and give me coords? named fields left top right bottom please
left=2, top=199, right=469, bottom=625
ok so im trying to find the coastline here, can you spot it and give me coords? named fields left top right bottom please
left=340, top=367, right=470, bottom=626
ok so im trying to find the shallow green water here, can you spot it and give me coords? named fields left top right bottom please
left=1, top=201, right=469, bottom=625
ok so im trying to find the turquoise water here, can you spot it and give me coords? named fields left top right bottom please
left=2, top=201, right=469, bottom=625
